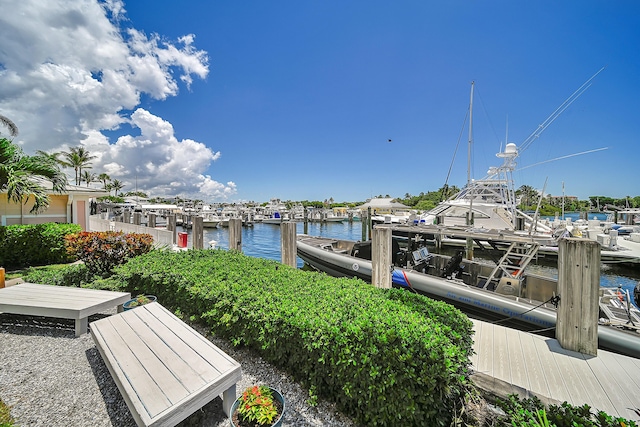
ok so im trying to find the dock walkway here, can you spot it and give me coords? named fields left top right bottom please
left=470, top=318, right=640, bottom=421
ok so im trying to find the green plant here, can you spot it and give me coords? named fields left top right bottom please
left=126, top=294, right=154, bottom=307
left=0, top=223, right=81, bottom=268
left=99, top=249, right=474, bottom=426
left=0, top=397, right=15, bottom=427
left=21, top=263, right=96, bottom=287
left=495, top=394, right=638, bottom=427
left=236, top=385, right=279, bottom=426
left=64, top=231, right=153, bottom=277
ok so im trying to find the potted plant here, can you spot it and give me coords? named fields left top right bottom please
left=123, top=294, right=157, bottom=310
left=230, top=385, right=285, bottom=427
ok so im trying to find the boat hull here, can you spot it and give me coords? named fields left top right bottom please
left=297, top=235, right=640, bottom=358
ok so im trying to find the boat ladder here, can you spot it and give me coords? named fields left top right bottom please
left=483, top=241, right=540, bottom=288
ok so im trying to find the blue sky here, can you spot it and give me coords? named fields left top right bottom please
left=1, top=1, right=638, bottom=203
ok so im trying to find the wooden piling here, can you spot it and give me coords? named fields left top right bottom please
left=371, top=227, right=392, bottom=289
left=557, top=237, right=600, bottom=356
left=148, top=213, right=156, bottom=228
left=0, top=267, right=4, bottom=288
left=229, top=218, right=242, bottom=251
left=133, top=212, right=142, bottom=225
left=123, top=211, right=131, bottom=224
left=281, top=221, right=297, bottom=267
left=193, top=216, right=204, bottom=249
left=167, top=215, right=176, bottom=244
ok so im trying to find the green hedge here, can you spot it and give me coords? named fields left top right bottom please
left=0, top=223, right=81, bottom=268
left=102, top=249, right=474, bottom=426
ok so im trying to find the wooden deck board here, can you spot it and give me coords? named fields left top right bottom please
left=0, top=283, right=130, bottom=336
left=90, top=302, right=242, bottom=427
left=470, top=319, right=640, bottom=422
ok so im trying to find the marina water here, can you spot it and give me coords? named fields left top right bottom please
left=182, top=220, right=639, bottom=308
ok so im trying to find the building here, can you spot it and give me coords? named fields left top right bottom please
left=0, top=182, right=108, bottom=230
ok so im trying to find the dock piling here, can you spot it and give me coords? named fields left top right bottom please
left=371, top=227, right=392, bottom=289
left=281, top=221, right=297, bottom=267
left=229, top=218, right=242, bottom=251
left=557, top=237, right=600, bottom=356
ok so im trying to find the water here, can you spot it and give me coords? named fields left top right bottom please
left=180, top=220, right=639, bottom=307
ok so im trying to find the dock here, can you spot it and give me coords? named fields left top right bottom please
left=470, top=318, right=640, bottom=421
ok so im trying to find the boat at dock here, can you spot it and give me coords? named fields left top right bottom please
left=297, top=226, right=640, bottom=358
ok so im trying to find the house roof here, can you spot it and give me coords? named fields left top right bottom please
left=1, top=178, right=109, bottom=197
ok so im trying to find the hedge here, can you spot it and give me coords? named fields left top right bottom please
left=0, top=223, right=81, bottom=268
left=100, top=249, right=474, bottom=426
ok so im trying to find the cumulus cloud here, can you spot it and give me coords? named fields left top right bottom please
left=0, top=0, right=235, bottom=200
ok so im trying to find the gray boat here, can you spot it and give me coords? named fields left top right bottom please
left=297, top=231, right=640, bottom=359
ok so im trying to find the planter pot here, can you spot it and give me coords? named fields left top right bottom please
left=123, top=295, right=157, bottom=311
left=230, top=387, right=285, bottom=427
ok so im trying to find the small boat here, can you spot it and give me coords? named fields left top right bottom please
left=297, top=230, right=640, bottom=358
left=201, top=213, right=221, bottom=228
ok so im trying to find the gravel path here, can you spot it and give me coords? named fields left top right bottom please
left=0, top=310, right=359, bottom=427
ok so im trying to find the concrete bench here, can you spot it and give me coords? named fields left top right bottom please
left=0, top=282, right=131, bottom=336
left=90, top=302, right=242, bottom=427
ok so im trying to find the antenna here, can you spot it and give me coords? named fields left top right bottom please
left=519, top=66, right=605, bottom=154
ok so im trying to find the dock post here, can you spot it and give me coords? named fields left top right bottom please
left=371, top=227, right=392, bottom=289
left=148, top=213, right=156, bottom=228
left=123, top=211, right=131, bottom=224
left=281, top=221, right=297, bottom=267
left=229, top=218, right=242, bottom=251
left=167, top=215, right=177, bottom=245
left=557, top=237, right=600, bottom=356
left=303, top=208, right=308, bottom=234
left=193, top=216, right=204, bottom=249
left=133, top=212, right=141, bottom=225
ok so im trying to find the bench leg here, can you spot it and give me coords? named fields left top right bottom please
left=75, top=317, right=88, bottom=337
left=222, top=384, right=236, bottom=417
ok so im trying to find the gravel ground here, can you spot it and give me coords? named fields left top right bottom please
left=0, top=310, right=359, bottom=427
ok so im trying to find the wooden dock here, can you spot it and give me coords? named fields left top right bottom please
left=470, top=318, right=640, bottom=421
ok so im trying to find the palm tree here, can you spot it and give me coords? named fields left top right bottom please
left=98, top=173, right=111, bottom=189
left=81, top=170, right=97, bottom=187
left=110, top=179, right=124, bottom=196
left=0, top=137, right=68, bottom=213
left=61, top=146, right=97, bottom=185
left=0, top=115, right=19, bottom=138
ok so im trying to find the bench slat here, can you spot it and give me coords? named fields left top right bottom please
left=125, top=310, right=208, bottom=392
left=145, top=303, right=238, bottom=380
left=92, top=317, right=172, bottom=421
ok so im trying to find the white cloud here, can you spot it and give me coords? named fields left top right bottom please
left=0, top=0, right=235, bottom=200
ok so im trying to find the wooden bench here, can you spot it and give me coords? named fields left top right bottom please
left=0, top=282, right=131, bottom=336
left=90, top=302, right=242, bottom=427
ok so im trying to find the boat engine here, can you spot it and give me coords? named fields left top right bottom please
left=442, top=250, right=465, bottom=279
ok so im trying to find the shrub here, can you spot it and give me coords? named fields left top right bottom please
left=0, top=223, right=81, bottom=268
left=21, top=263, right=96, bottom=288
left=495, top=394, right=638, bottom=427
left=64, top=231, right=153, bottom=277
left=105, top=249, right=474, bottom=426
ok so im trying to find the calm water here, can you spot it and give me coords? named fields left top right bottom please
left=180, top=219, right=639, bottom=307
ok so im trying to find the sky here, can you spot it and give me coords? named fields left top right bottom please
left=1, top=1, right=638, bottom=204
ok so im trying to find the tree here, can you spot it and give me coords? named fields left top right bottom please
left=81, top=170, right=97, bottom=187
left=0, top=115, right=19, bottom=138
left=61, top=146, right=96, bottom=185
left=0, top=137, right=68, bottom=213
left=97, top=173, right=111, bottom=189
left=110, top=179, right=124, bottom=196
left=516, top=185, right=539, bottom=208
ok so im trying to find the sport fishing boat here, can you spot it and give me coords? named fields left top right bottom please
left=297, top=226, right=640, bottom=359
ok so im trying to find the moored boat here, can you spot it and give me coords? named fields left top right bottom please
left=297, top=231, right=640, bottom=358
